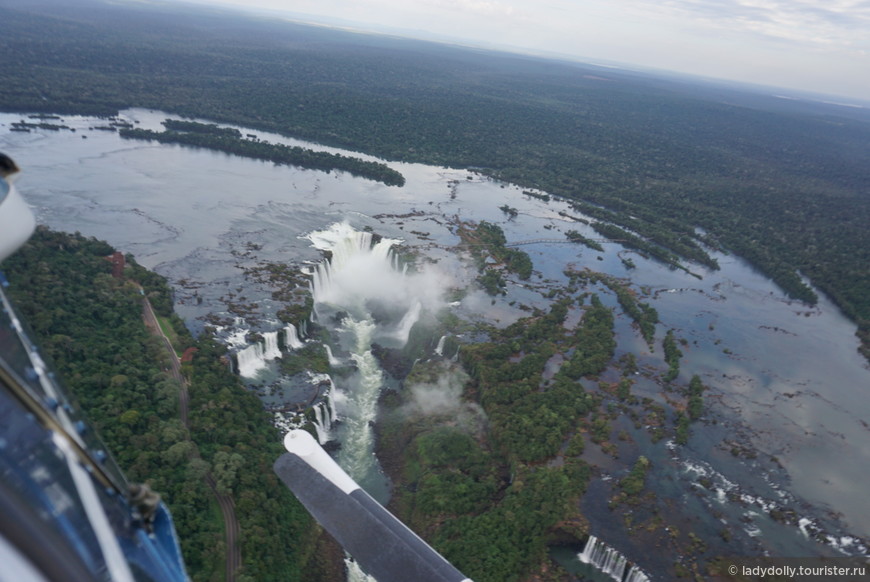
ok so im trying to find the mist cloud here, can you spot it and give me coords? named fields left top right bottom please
left=402, top=361, right=487, bottom=435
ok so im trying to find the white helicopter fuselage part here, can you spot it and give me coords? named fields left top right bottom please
left=0, top=175, right=36, bottom=263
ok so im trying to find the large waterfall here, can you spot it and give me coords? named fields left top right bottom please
left=304, top=222, right=437, bottom=485
left=302, top=222, right=445, bottom=582
left=307, top=223, right=403, bottom=310
left=578, top=535, right=650, bottom=582
left=305, top=222, right=443, bottom=334
left=304, top=222, right=447, bottom=581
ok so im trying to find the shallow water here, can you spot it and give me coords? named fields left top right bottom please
left=3, top=110, right=869, bottom=570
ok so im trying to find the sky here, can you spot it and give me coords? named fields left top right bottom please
left=171, top=0, right=870, bottom=102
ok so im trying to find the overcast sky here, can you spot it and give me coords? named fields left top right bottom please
left=172, top=0, right=870, bottom=102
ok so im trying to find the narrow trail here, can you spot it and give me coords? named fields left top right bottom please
left=141, top=291, right=241, bottom=582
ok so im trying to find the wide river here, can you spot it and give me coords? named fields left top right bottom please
left=2, top=109, right=869, bottom=574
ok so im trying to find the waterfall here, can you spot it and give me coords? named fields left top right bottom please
left=236, top=342, right=267, bottom=378
left=302, top=221, right=447, bottom=504
left=285, top=324, right=304, bottom=349
left=327, top=381, right=338, bottom=421
left=435, top=334, right=447, bottom=356
left=312, top=376, right=338, bottom=444
left=336, top=317, right=383, bottom=483
left=325, top=344, right=342, bottom=367
left=235, top=330, right=283, bottom=378
left=392, top=300, right=422, bottom=344
left=305, top=222, right=402, bottom=309
left=578, top=535, right=650, bottom=582
left=264, top=330, right=281, bottom=360
left=312, top=401, right=331, bottom=444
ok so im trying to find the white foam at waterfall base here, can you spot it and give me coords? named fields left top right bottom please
left=345, top=556, right=376, bottom=582
left=625, top=566, right=651, bottom=582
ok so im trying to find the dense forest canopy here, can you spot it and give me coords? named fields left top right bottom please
left=0, top=0, right=868, bottom=358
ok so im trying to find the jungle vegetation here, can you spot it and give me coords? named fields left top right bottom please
left=566, top=269, right=659, bottom=346
left=457, top=221, right=534, bottom=294
left=379, top=296, right=616, bottom=581
left=378, top=281, right=713, bottom=580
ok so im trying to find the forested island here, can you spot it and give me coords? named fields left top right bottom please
left=120, top=120, right=405, bottom=187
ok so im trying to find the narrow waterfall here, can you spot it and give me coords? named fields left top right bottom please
left=312, top=401, right=332, bottom=443
left=392, top=300, right=422, bottom=343
left=263, top=330, right=281, bottom=360
left=285, top=324, right=304, bottom=349
left=311, top=377, right=338, bottom=445
left=578, top=536, right=650, bottom=582
left=325, top=376, right=339, bottom=421
left=435, top=334, right=447, bottom=356
left=325, top=344, right=342, bottom=367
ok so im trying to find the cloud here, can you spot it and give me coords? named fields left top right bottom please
left=655, top=0, right=870, bottom=48
left=423, top=0, right=516, bottom=18
left=401, top=361, right=487, bottom=434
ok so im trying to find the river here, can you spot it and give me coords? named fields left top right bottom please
left=2, top=109, right=868, bottom=578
